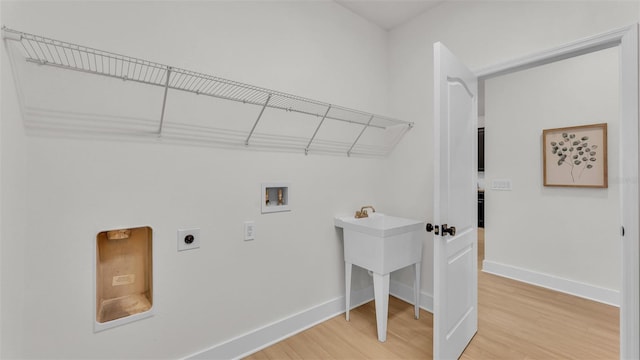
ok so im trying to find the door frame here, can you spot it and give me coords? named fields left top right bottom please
left=474, top=24, right=639, bottom=359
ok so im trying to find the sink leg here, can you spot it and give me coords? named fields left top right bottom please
left=345, top=262, right=352, bottom=321
left=372, top=272, right=390, bottom=342
left=414, top=262, right=421, bottom=320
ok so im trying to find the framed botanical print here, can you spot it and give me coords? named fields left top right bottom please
left=543, top=123, right=607, bottom=188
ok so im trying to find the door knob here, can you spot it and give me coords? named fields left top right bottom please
left=441, top=224, right=456, bottom=236
left=426, top=223, right=439, bottom=235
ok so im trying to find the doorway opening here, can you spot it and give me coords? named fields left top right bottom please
left=470, top=24, right=638, bottom=358
left=479, top=46, right=621, bottom=305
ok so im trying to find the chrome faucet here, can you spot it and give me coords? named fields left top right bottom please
left=355, top=205, right=376, bottom=219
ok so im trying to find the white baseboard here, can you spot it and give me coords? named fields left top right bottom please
left=389, top=280, right=433, bottom=313
left=186, top=286, right=374, bottom=360
left=482, top=260, right=620, bottom=307
left=186, top=279, right=433, bottom=360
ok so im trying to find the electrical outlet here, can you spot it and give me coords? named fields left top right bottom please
left=491, top=179, right=512, bottom=191
left=177, top=228, right=200, bottom=251
left=244, top=221, right=255, bottom=241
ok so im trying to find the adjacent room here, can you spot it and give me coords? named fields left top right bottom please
left=1, top=1, right=639, bottom=359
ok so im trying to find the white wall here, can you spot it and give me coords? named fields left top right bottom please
left=0, top=1, right=392, bottom=358
left=386, top=1, right=639, bottom=298
left=0, top=16, right=28, bottom=357
left=485, top=47, right=620, bottom=294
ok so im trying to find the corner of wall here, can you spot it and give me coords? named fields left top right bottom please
left=0, top=27, right=28, bottom=357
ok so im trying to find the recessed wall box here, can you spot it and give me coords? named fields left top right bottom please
left=261, top=183, right=291, bottom=214
left=95, top=226, right=153, bottom=331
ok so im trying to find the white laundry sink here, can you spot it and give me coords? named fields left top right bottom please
left=335, top=213, right=424, bottom=342
left=334, top=213, right=424, bottom=238
left=335, top=213, right=424, bottom=274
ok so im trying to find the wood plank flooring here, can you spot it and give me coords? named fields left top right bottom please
left=246, top=228, right=619, bottom=359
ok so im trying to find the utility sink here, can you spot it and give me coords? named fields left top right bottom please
left=335, top=213, right=424, bottom=238
left=335, top=213, right=424, bottom=342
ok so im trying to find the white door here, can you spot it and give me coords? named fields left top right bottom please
left=431, top=42, right=478, bottom=359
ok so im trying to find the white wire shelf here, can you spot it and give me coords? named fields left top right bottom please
left=2, top=27, right=413, bottom=156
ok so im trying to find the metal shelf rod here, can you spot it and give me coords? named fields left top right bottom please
left=347, top=115, right=374, bottom=157
left=158, top=67, right=172, bottom=134
left=305, top=105, right=332, bottom=155
left=20, top=54, right=392, bottom=129
left=245, top=94, right=272, bottom=146
left=23, top=54, right=394, bottom=131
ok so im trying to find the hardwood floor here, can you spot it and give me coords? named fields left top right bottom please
left=246, top=228, right=619, bottom=359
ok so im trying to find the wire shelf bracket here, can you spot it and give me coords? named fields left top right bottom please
left=245, top=94, right=272, bottom=146
left=305, top=105, right=332, bottom=155
left=2, top=26, right=414, bottom=156
left=158, top=67, right=171, bottom=135
left=347, top=115, right=374, bottom=157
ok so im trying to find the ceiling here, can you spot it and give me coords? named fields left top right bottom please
left=334, top=0, right=486, bottom=116
left=335, top=0, right=444, bottom=30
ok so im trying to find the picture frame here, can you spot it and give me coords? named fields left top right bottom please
left=543, top=123, right=607, bottom=188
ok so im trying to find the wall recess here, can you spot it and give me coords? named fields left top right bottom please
left=262, top=183, right=290, bottom=213
left=95, top=226, right=153, bottom=331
